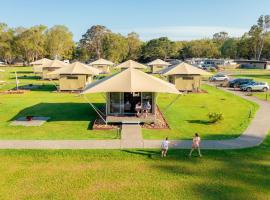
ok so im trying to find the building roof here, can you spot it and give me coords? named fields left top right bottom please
left=41, top=59, right=68, bottom=68
left=30, top=58, right=51, bottom=65
left=160, top=62, right=212, bottom=76
left=115, top=60, right=147, bottom=69
left=82, top=67, right=180, bottom=94
left=48, top=62, right=100, bottom=75
left=90, top=58, right=114, bottom=66
left=147, top=59, right=170, bottom=66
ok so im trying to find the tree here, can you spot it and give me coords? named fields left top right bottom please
left=126, top=32, right=142, bottom=60
left=236, top=33, right=253, bottom=59
left=0, top=23, right=15, bottom=64
left=15, top=25, right=47, bottom=63
left=142, top=37, right=176, bottom=61
left=213, top=31, right=229, bottom=44
left=220, top=38, right=238, bottom=58
left=79, top=25, right=111, bottom=59
left=45, top=25, right=74, bottom=59
left=102, top=33, right=128, bottom=63
left=248, top=15, right=270, bottom=60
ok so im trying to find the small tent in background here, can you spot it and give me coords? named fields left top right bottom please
left=82, top=67, right=180, bottom=123
left=30, top=58, right=52, bottom=75
left=160, top=62, right=212, bottom=91
left=147, top=59, right=170, bottom=73
left=41, top=60, right=68, bottom=79
left=115, top=60, right=147, bottom=70
left=48, top=62, right=100, bottom=91
left=89, top=58, right=114, bottom=74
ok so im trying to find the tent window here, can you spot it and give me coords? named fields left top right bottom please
left=183, top=77, right=194, bottom=80
left=67, top=76, right=78, bottom=80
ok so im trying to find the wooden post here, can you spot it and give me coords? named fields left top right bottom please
left=15, top=71, right=19, bottom=90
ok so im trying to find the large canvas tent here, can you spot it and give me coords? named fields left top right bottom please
left=115, top=60, right=147, bottom=70
left=41, top=60, right=68, bottom=79
left=31, top=58, right=52, bottom=74
left=48, top=62, right=100, bottom=91
left=82, top=67, right=180, bottom=123
left=147, top=59, right=170, bottom=73
left=160, top=62, right=212, bottom=91
left=89, top=58, right=114, bottom=74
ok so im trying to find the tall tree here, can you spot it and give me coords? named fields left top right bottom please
left=142, top=37, right=176, bottom=61
left=248, top=15, right=270, bottom=60
left=15, top=25, right=47, bottom=63
left=220, top=38, right=238, bottom=58
left=126, top=32, right=142, bottom=60
left=79, top=25, right=111, bottom=59
left=213, top=31, right=229, bottom=44
left=0, top=23, right=15, bottom=64
left=102, top=33, right=128, bottom=63
left=45, top=25, right=74, bottom=59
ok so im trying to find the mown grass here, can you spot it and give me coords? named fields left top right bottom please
left=0, top=67, right=258, bottom=140
left=0, top=133, right=269, bottom=200
left=143, top=85, right=258, bottom=140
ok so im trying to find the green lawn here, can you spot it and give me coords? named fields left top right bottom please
left=0, top=67, right=258, bottom=140
left=0, top=133, right=269, bottom=200
left=143, top=85, right=258, bottom=140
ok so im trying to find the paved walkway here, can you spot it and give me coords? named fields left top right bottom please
left=0, top=87, right=269, bottom=149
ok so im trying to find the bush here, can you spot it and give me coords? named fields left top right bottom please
left=208, top=112, right=223, bottom=123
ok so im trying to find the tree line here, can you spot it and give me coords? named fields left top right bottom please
left=0, top=15, right=270, bottom=64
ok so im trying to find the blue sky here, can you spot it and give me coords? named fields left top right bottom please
left=1, top=0, right=270, bottom=41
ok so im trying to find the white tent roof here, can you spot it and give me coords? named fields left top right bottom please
left=41, top=60, right=68, bottom=68
left=90, top=58, right=114, bottom=66
left=82, top=67, right=180, bottom=94
left=147, top=59, right=170, bottom=66
left=48, top=62, right=100, bottom=75
left=160, top=62, right=212, bottom=76
left=30, top=58, right=51, bottom=65
left=115, top=60, right=147, bottom=69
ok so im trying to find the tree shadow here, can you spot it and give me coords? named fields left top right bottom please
left=9, top=102, right=105, bottom=129
left=122, top=149, right=160, bottom=158
left=11, top=75, right=39, bottom=80
left=15, top=71, right=33, bottom=74
left=12, top=84, right=56, bottom=91
left=187, top=119, right=212, bottom=125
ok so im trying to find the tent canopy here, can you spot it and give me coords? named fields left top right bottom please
left=115, top=60, right=147, bottom=69
left=90, top=58, right=114, bottom=66
left=160, top=62, right=212, bottom=76
left=48, top=61, right=100, bottom=75
left=82, top=67, right=180, bottom=94
left=41, top=59, right=68, bottom=68
left=147, top=59, right=170, bottom=66
left=30, top=58, right=51, bottom=65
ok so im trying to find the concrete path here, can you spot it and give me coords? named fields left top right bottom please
left=0, top=87, right=269, bottom=150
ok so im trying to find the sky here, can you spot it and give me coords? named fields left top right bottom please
left=1, top=0, right=270, bottom=41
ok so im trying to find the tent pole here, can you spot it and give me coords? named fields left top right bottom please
left=163, top=94, right=181, bottom=113
left=83, top=95, right=107, bottom=125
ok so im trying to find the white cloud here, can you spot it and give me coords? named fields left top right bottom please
left=113, top=26, right=248, bottom=41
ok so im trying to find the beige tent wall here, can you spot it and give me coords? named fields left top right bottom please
left=59, top=74, right=87, bottom=91
left=169, top=74, right=201, bottom=91
left=42, top=67, right=60, bottom=79
left=151, top=65, right=166, bottom=73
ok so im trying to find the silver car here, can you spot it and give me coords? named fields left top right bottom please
left=240, top=82, right=269, bottom=92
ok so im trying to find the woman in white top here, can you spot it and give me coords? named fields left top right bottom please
left=161, top=137, right=170, bottom=157
left=135, top=102, right=142, bottom=117
left=189, top=133, right=202, bottom=157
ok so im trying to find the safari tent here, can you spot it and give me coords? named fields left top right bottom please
left=115, top=60, right=147, bottom=70
left=48, top=62, right=100, bottom=91
left=82, top=67, right=180, bottom=123
left=41, top=60, right=68, bottom=80
left=160, top=62, right=212, bottom=91
left=31, top=58, right=52, bottom=74
left=147, top=59, right=170, bottom=73
left=89, top=58, right=114, bottom=74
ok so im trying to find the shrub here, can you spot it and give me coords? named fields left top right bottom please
left=208, top=112, right=223, bottom=123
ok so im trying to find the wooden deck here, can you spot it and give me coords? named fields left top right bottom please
left=106, top=114, right=155, bottom=123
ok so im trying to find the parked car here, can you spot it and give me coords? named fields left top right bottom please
left=240, top=82, right=269, bottom=92
left=210, top=74, right=229, bottom=81
left=228, top=78, right=253, bottom=88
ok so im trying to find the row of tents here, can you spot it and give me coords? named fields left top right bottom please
left=31, top=58, right=211, bottom=92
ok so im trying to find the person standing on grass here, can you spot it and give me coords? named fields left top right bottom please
left=161, top=137, right=170, bottom=157
left=189, top=133, right=202, bottom=157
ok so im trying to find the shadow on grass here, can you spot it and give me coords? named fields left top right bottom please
left=12, top=84, right=56, bottom=92
left=10, top=103, right=105, bottom=129
left=15, top=71, right=33, bottom=74
left=187, top=119, right=212, bottom=125
left=122, top=149, right=160, bottom=158
left=11, top=75, right=39, bottom=80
